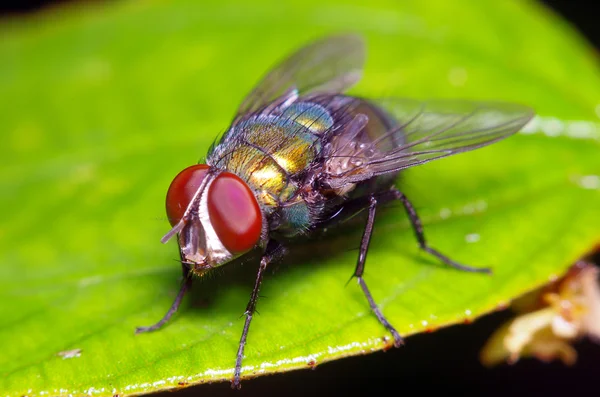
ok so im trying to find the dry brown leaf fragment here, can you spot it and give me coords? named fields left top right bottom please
left=480, top=261, right=600, bottom=367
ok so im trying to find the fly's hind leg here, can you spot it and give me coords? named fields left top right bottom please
left=392, top=189, right=491, bottom=274
left=348, top=188, right=490, bottom=347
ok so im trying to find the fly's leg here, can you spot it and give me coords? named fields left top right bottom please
left=325, top=187, right=490, bottom=273
left=135, top=262, right=193, bottom=334
left=135, top=252, right=193, bottom=334
left=348, top=188, right=489, bottom=345
left=392, top=189, right=491, bottom=274
left=352, top=195, right=404, bottom=347
left=232, top=240, right=287, bottom=390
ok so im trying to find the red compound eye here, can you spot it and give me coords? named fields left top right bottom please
left=208, top=172, right=262, bottom=254
left=165, top=164, right=210, bottom=227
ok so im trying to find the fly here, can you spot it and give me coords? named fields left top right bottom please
left=135, top=34, right=535, bottom=389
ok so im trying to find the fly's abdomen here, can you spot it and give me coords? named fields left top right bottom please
left=317, top=97, right=403, bottom=197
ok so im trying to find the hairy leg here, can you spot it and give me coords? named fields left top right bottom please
left=135, top=262, right=193, bottom=334
left=352, top=195, right=403, bottom=347
left=232, top=240, right=287, bottom=389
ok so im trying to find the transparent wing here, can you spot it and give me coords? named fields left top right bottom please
left=233, top=34, right=366, bottom=124
left=324, top=98, right=535, bottom=187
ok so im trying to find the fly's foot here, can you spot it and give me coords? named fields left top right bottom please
left=231, top=376, right=242, bottom=390
left=390, top=327, right=404, bottom=348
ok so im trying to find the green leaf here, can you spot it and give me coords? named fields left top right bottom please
left=1, top=0, right=599, bottom=395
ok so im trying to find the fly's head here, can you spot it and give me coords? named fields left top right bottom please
left=161, top=164, right=264, bottom=275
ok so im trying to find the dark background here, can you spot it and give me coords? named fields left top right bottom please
left=2, top=1, right=598, bottom=396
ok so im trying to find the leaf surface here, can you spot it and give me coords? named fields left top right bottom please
left=1, top=0, right=599, bottom=395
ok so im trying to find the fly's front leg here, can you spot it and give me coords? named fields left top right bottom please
left=135, top=261, right=193, bottom=334
left=392, top=189, right=491, bottom=274
left=352, top=195, right=404, bottom=347
left=232, top=240, right=287, bottom=390
left=135, top=247, right=193, bottom=334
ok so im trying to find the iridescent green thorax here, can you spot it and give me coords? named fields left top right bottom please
left=207, top=102, right=333, bottom=222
